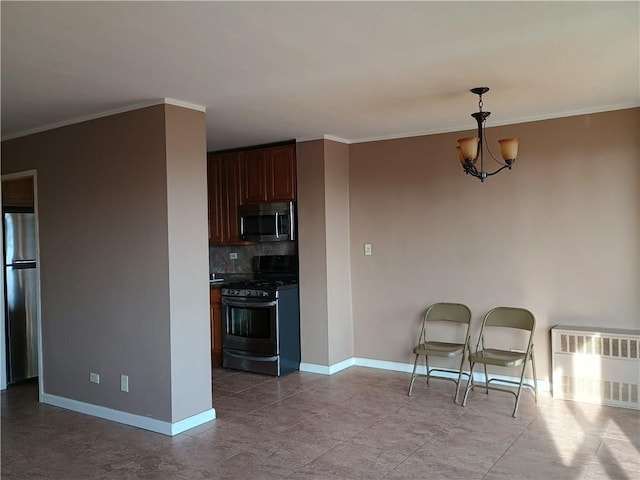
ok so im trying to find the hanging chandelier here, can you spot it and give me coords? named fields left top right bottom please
left=457, top=87, right=519, bottom=182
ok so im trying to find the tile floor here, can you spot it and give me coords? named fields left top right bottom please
left=1, top=366, right=639, bottom=479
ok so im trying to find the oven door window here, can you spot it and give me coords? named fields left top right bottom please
left=223, top=299, right=278, bottom=355
left=229, top=307, right=272, bottom=338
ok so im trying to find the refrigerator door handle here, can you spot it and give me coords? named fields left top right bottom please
left=9, top=260, right=36, bottom=270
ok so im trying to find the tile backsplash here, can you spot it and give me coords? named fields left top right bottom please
left=209, top=241, right=296, bottom=274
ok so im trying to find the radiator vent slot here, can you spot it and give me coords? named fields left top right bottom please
left=552, top=326, right=640, bottom=410
left=559, top=333, right=639, bottom=359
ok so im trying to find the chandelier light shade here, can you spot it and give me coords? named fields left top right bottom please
left=457, top=87, right=520, bottom=182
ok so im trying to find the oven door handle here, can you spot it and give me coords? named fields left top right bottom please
left=225, top=349, right=279, bottom=363
left=222, top=298, right=277, bottom=308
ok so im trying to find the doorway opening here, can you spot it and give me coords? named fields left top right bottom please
left=1, top=170, right=41, bottom=400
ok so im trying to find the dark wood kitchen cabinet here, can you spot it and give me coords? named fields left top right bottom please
left=2, top=177, right=34, bottom=208
left=207, top=154, right=225, bottom=244
left=240, top=149, right=269, bottom=204
left=208, top=152, right=252, bottom=245
left=210, top=286, right=222, bottom=367
left=240, top=145, right=296, bottom=204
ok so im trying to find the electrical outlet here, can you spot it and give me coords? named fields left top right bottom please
left=120, top=374, right=129, bottom=393
left=364, top=243, right=372, bottom=256
left=230, top=252, right=238, bottom=260
left=89, top=372, right=100, bottom=384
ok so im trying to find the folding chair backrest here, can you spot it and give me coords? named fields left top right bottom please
left=484, top=307, right=535, bottom=332
left=425, top=302, right=472, bottom=325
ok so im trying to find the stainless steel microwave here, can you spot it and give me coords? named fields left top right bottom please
left=239, top=201, right=295, bottom=242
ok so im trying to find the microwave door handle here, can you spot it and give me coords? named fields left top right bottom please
left=274, top=212, right=280, bottom=239
left=223, top=299, right=277, bottom=308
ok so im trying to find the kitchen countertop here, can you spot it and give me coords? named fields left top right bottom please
left=209, top=273, right=254, bottom=287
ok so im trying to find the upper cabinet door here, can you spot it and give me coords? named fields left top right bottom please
left=240, top=149, right=268, bottom=204
left=2, top=177, right=34, bottom=208
left=222, top=154, right=244, bottom=244
left=268, top=146, right=296, bottom=202
left=207, top=154, right=225, bottom=244
left=208, top=152, right=247, bottom=245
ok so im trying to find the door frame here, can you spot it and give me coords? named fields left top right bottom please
left=1, top=170, right=42, bottom=398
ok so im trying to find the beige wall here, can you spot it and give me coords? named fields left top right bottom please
left=164, top=105, right=212, bottom=421
left=324, top=140, right=354, bottom=365
left=348, top=108, right=640, bottom=381
left=297, top=139, right=354, bottom=367
left=297, top=140, right=330, bottom=365
left=1, top=104, right=211, bottom=423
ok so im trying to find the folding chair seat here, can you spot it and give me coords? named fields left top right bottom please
left=407, top=302, right=472, bottom=402
left=461, top=306, right=538, bottom=417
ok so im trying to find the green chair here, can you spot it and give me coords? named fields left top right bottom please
left=407, top=302, right=472, bottom=402
left=461, top=306, right=538, bottom=417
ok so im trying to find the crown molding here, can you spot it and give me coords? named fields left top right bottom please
left=1, top=98, right=207, bottom=142
left=295, top=134, right=351, bottom=145
left=163, top=98, right=207, bottom=113
left=346, top=102, right=640, bottom=145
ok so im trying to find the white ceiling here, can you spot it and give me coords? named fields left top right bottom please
left=2, top=1, right=638, bottom=151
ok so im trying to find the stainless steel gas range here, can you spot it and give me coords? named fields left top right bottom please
left=221, top=255, right=300, bottom=376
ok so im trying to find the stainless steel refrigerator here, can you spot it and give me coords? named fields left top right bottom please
left=3, top=212, right=38, bottom=383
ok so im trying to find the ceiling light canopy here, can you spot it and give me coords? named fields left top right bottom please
left=457, top=87, right=520, bottom=182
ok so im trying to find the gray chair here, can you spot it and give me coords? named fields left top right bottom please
left=407, top=302, right=472, bottom=402
left=461, top=306, right=538, bottom=417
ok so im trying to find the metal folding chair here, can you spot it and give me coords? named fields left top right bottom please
left=407, top=302, right=472, bottom=403
left=461, top=306, right=538, bottom=417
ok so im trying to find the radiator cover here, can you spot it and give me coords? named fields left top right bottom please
left=551, top=325, right=640, bottom=410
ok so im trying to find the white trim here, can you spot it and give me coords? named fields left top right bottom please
left=322, top=135, right=350, bottom=145
left=294, top=136, right=324, bottom=144
left=1, top=98, right=207, bottom=142
left=0, top=170, right=38, bottom=182
left=354, top=357, right=417, bottom=373
left=301, top=356, right=550, bottom=392
left=295, top=134, right=351, bottom=145
left=168, top=409, right=216, bottom=436
left=299, top=363, right=331, bottom=375
left=299, top=357, right=355, bottom=375
left=294, top=103, right=639, bottom=147
left=345, top=102, right=640, bottom=145
left=163, top=98, right=207, bottom=113
left=0, top=189, right=4, bottom=390
left=41, top=393, right=216, bottom=436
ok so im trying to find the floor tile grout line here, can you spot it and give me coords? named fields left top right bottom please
left=479, top=404, right=541, bottom=480
left=378, top=396, right=479, bottom=479
left=276, top=389, right=420, bottom=477
left=8, top=369, right=638, bottom=479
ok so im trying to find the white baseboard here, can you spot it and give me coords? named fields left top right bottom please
left=300, top=357, right=355, bottom=375
left=41, top=393, right=216, bottom=436
left=300, top=357, right=550, bottom=392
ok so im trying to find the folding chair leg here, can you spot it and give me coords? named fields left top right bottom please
left=425, top=355, right=430, bottom=384
left=512, top=359, right=529, bottom=418
left=407, top=354, right=420, bottom=396
left=483, top=363, right=489, bottom=394
left=531, top=350, right=538, bottom=404
left=453, top=349, right=466, bottom=403
left=461, top=361, right=475, bottom=407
